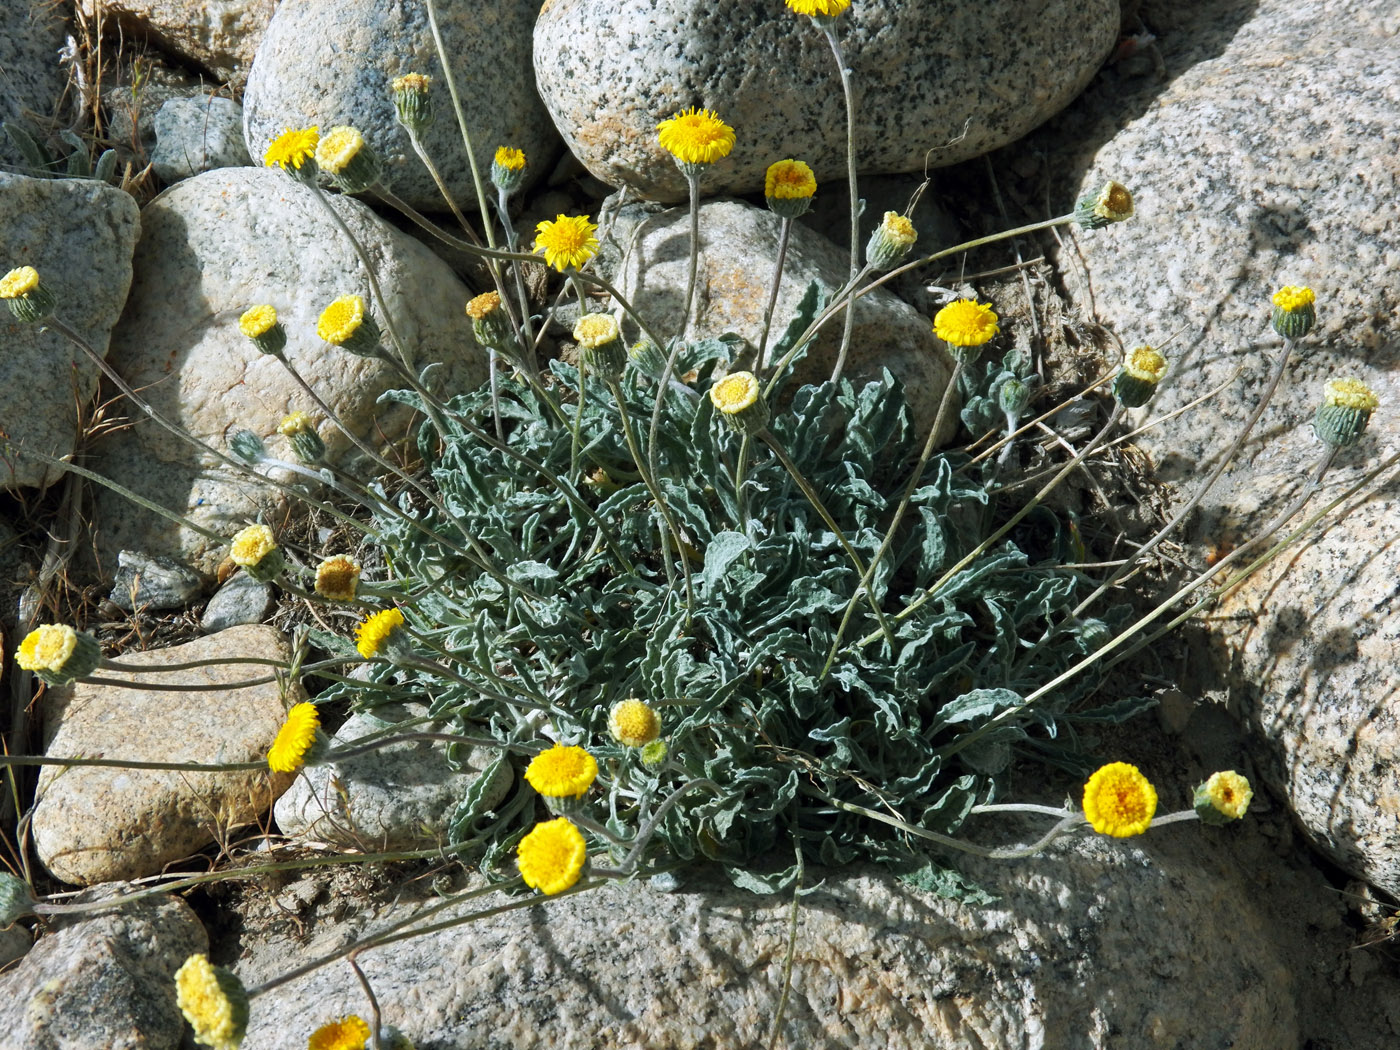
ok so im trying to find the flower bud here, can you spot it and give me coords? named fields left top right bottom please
left=16, top=624, right=102, bottom=686
left=574, top=313, right=626, bottom=382
left=1075, top=180, right=1134, bottom=229
left=466, top=291, right=515, bottom=358
left=1192, top=770, right=1253, bottom=826
left=1, top=266, right=56, bottom=322
left=317, top=295, right=381, bottom=357
left=392, top=73, right=434, bottom=134
left=228, top=428, right=267, bottom=465
left=491, top=146, right=527, bottom=196
left=1113, top=346, right=1167, bottom=408
left=1271, top=285, right=1316, bottom=340
left=764, top=159, right=816, bottom=220
left=0, top=872, right=36, bottom=926
left=315, top=125, right=381, bottom=195
left=277, top=411, right=325, bottom=464
left=1313, top=377, right=1378, bottom=449
left=865, top=211, right=917, bottom=271
left=997, top=376, right=1035, bottom=418
left=238, top=304, right=286, bottom=356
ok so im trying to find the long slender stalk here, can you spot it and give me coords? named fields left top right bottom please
left=756, top=217, right=794, bottom=372
left=823, top=22, right=861, bottom=385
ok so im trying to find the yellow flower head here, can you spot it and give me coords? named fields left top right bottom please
left=1083, top=761, right=1157, bottom=837
left=573, top=313, right=620, bottom=350
left=517, top=817, right=588, bottom=895
left=1091, top=180, right=1134, bottom=222
left=710, top=371, right=761, bottom=415
left=1123, top=346, right=1167, bottom=383
left=466, top=291, right=502, bottom=321
left=315, top=126, right=366, bottom=174
left=1199, top=770, right=1253, bottom=821
left=494, top=146, right=526, bottom=172
left=277, top=411, right=314, bottom=436
left=267, top=702, right=320, bottom=773
left=308, top=1014, right=371, bottom=1050
left=239, top=304, right=278, bottom=338
left=765, top=159, right=817, bottom=200
left=174, top=953, right=249, bottom=1050
left=933, top=299, right=1000, bottom=348
left=1323, top=377, right=1379, bottom=412
left=524, top=742, right=598, bottom=798
left=315, top=555, right=362, bottom=601
left=229, top=523, right=277, bottom=567
left=1271, top=285, right=1315, bottom=313
left=608, top=699, right=661, bottom=747
left=533, top=214, right=600, bottom=272
left=656, top=107, right=736, bottom=168
left=356, top=608, right=406, bottom=659
left=264, top=126, right=320, bottom=171
left=0, top=266, right=41, bottom=298
left=317, top=295, right=366, bottom=345
left=880, top=211, right=917, bottom=247
left=17, top=624, right=78, bottom=674
left=392, top=73, right=432, bottom=95
left=785, top=0, right=852, bottom=17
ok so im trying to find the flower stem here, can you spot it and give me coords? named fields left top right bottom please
left=823, top=22, right=860, bottom=386
left=756, top=217, right=794, bottom=372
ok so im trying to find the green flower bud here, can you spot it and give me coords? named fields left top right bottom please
left=1313, top=377, right=1378, bottom=449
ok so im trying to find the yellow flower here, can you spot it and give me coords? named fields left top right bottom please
left=267, top=702, right=320, bottom=773
left=656, top=107, right=736, bottom=168
left=933, top=299, right=1000, bottom=348
left=239, top=305, right=278, bottom=338
left=709, top=371, right=760, bottom=415
left=1123, top=346, right=1167, bottom=382
left=466, top=291, right=502, bottom=321
left=1322, top=377, right=1378, bottom=412
left=308, top=1015, right=371, bottom=1050
left=608, top=699, right=661, bottom=747
left=17, top=624, right=77, bottom=674
left=494, top=146, right=526, bottom=172
left=315, top=126, right=366, bottom=174
left=356, top=608, right=406, bottom=659
left=765, top=159, right=817, bottom=200
left=0, top=266, right=40, bottom=298
left=1271, top=285, right=1315, bottom=312
left=317, top=295, right=366, bottom=344
left=315, top=555, right=362, bottom=601
left=533, top=214, right=600, bottom=272
left=1082, top=761, right=1158, bottom=837
left=517, top=817, right=588, bottom=895
left=524, top=742, right=598, bottom=798
left=1084, top=180, right=1134, bottom=224
left=264, top=126, right=319, bottom=171
left=1198, top=770, right=1253, bottom=821
left=174, top=953, right=249, bottom=1050
left=865, top=212, right=918, bottom=270
left=573, top=313, right=620, bottom=350
left=391, top=73, right=432, bottom=95
left=277, top=411, right=313, bottom=436
left=785, top=0, right=851, bottom=17
left=229, top=524, right=277, bottom=567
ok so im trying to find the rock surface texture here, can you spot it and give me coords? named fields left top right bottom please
left=0, top=5, right=69, bottom=172
left=534, top=0, right=1119, bottom=201
left=244, top=0, right=555, bottom=211
left=0, top=891, right=206, bottom=1050
left=0, top=174, right=140, bottom=490
left=150, top=95, right=253, bottom=183
left=88, top=165, right=485, bottom=574
left=33, top=625, right=299, bottom=885
left=79, top=0, right=278, bottom=83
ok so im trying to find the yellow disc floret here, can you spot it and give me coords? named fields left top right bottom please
left=229, top=523, right=277, bottom=567
left=1123, top=346, right=1168, bottom=382
left=317, top=295, right=366, bottom=345
left=1201, top=770, right=1253, bottom=820
left=494, top=146, right=526, bottom=171
left=239, top=304, right=278, bottom=338
left=533, top=215, right=600, bottom=272
left=709, top=371, right=761, bottom=416
left=656, top=107, right=736, bottom=167
left=0, top=266, right=41, bottom=298
left=308, top=1015, right=371, bottom=1050
left=1271, top=285, right=1315, bottom=312
left=267, top=702, right=320, bottom=773
left=608, top=699, right=661, bottom=747
left=355, top=608, right=406, bottom=659
left=315, top=126, right=366, bottom=174
left=174, top=953, right=248, bottom=1050
left=524, top=742, right=598, bottom=798
left=517, top=817, right=588, bottom=895
left=315, top=555, right=362, bottom=601
left=1322, top=377, right=1378, bottom=412
left=1082, top=761, right=1158, bottom=837
left=765, top=159, right=817, bottom=200
left=573, top=313, right=620, bottom=350
left=785, top=0, right=851, bottom=16
left=933, top=299, right=1000, bottom=348
left=16, top=624, right=78, bottom=674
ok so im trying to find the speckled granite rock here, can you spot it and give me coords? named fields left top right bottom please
left=79, top=0, right=277, bottom=83
left=150, top=95, right=252, bottom=183
left=534, top=0, right=1118, bottom=202
left=274, top=705, right=512, bottom=851
left=234, top=835, right=1295, bottom=1050
left=0, top=173, right=140, bottom=490
left=602, top=198, right=957, bottom=441
left=0, top=5, right=69, bottom=172
left=87, top=166, right=486, bottom=575
left=33, top=625, right=300, bottom=885
left=0, top=890, right=205, bottom=1050
left=244, top=0, right=555, bottom=211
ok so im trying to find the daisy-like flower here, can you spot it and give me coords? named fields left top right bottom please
left=492, top=146, right=528, bottom=196
left=1193, top=770, right=1253, bottom=826
left=524, top=742, right=598, bottom=798
left=764, top=159, right=817, bottom=219
left=1271, top=284, right=1317, bottom=339
left=466, top=290, right=513, bottom=354
left=0, top=265, right=40, bottom=298
left=391, top=72, right=434, bottom=133
left=1075, top=179, right=1134, bottom=229
left=315, top=555, right=362, bottom=601
left=315, top=125, right=380, bottom=194
left=1, top=265, right=56, bottom=322
left=785, top=0, right=852, bottom=19
left=865, top=211, right=917, bottom=270
left=1314, top=376, right=1379, bottom=449
left=308, top=1015, right=371, bottom=1050
left=574, top=313, right=625, bottom=380
left=608, top=699, right=661, bottom=747
left=264, top=126, right=320, bottom=177
left=267, top=702, right=320, bottom=773
left=1113, top=345, right=1168, bottom=408
left=656, top=107, right=736, bottom=174
left=229, top=523, right=284, bottom=582
left=1082, top=761, right=1158, bottom=838
left=317, top=294, right=381, bottom=356
left=533, top=214, right=599, bottom=272
left=355, top=607, right=406, bottom=659
left=238, top=304, right=286, bottom=355
left=517, top=817, right=588, bottom=895
left=709, top=370, right=769, bottom=434
left=174, top=953, right=249, bottom=1050
left=16, top=624, right=102, bottom=686
left=933, top=299, right=999, bottom=350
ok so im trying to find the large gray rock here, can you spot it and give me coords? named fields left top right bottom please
left=244, top=0, right=556, bottom=211
left=33, top=625, right=300, bottom=885
left=534, top=0, right=1118, bottom=202
left=604, top=198, right=957, bottom=441
left=0, top=174, right=140, bottom=490
left=150, top=95, right=252, bottom=183
left=0, top=5, right=69, bottom=172
left=274, top=705, right=513, bottom=851
left=0, top=890, right=206, bottom=1050
left=88, top=166, right=487, bottom=574
left=233, top=836, right=1295, bottom=1049
left=78, top=0, right=278, bottom=84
